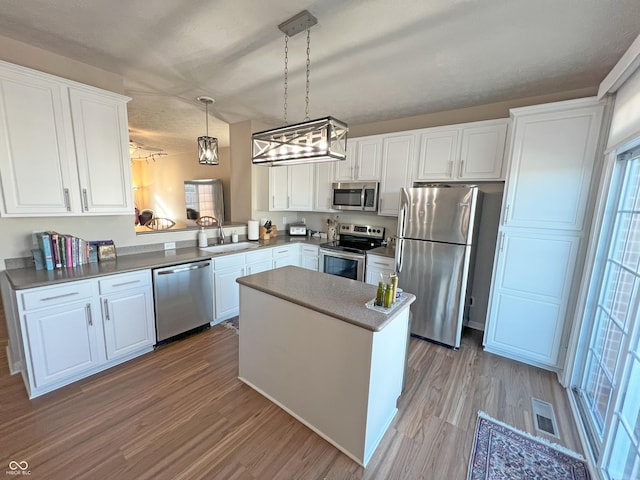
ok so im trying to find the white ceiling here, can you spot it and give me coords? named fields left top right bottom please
left=1, top=0, right=639, bottom=157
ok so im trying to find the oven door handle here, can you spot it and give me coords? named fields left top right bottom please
left=320, top=248, right=365, bottom=262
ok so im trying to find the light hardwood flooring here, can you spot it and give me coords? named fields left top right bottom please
left=0, top=302, right=583, bottom=479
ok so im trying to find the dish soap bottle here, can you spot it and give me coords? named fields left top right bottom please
left=198, top=227, right=207, bottom=247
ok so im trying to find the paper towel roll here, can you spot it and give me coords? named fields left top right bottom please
left=248, top=220, right=259, bottom=240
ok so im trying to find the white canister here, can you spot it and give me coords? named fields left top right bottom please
left=198, top=227, right=208, bottom=247
left=248, top=220, right=260, bottom=240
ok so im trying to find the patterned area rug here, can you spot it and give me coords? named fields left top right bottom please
left=467, top=412, right=591, bottom=480
left=220, top=316, right=239, bottom=334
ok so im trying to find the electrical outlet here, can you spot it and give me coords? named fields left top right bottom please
left=164, top=242, right=176, bottom=250
left=282, top=216, right=287, bottom=226
left=301, top=217, right=306, bottom=224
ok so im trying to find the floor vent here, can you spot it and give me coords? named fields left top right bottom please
left=532, top=397, right=559, bottom=438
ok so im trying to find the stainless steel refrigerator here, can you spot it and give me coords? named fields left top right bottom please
left=395, top=184, right=482, bottom=348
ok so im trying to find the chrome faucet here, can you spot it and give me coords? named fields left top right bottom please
left=217, top=221, right=225, bottom=244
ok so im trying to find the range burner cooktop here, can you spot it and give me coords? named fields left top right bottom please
left=320, top=224, right=385, bottom=254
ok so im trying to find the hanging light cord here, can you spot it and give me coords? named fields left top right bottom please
left=283, top=35, right=289, bottom=125
left=305, top=24, right=311, bottom=121
left=204, top=102, right=209, bottom=136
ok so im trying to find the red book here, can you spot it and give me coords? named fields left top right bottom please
left=66, top=236, right=73, bottom=268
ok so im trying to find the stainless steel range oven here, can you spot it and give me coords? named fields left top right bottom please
left=319, top=223, right=385, bottom=281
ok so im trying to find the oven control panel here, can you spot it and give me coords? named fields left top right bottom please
left=338, top=223, right=385, bottom=239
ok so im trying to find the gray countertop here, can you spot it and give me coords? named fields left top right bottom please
left=368, top=244, right=396, bottom=258
left=6, top=236, right=327, bottom=290
left=236, top=266, right=415, bottom=332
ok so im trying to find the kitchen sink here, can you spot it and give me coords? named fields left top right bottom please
left=200, top=242, right=260, bottom=254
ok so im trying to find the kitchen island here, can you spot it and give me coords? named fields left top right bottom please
left=236, top=266, right=415, bottom=467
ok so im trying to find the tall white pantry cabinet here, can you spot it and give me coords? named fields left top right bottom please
left=0, top=59, right=132, bottom=216
left=483, top=97, right=606, bottom=370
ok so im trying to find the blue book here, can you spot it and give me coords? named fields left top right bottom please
left=36, top=232, right=54, bottom=271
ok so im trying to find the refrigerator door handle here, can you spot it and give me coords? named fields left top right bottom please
left=397, top=189, right=408, bottom=236
left=395, top=238, right=404, bottom=273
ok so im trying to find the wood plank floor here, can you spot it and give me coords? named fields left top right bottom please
left=0, top=303, right=583, bottom=479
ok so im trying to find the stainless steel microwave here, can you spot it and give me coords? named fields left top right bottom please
left=331, top=182, right=379, bottom=212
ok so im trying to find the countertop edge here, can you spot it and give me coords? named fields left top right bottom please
left=237, top=267, right=415, bottom=332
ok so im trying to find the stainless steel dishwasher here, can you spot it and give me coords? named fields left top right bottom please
left=153, top=260, right=213, bottom=344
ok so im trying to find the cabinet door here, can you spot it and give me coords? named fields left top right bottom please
left=459, top=121, right=507, bottom=180
left=102, top=289, right=154, bottom=360
left=334, top=141, right=357, bottom=181
left=214, top=265, right=245, bottom=320
left=503, top=102, right=604, bottom=231
left=378, top=134, right=416, bottom=216
left=484, top=230, right=581, bottom=369
left=416, top=128, right=459, bottom=180
left=314, top=162, right=336, bottom=211
left=355, top=137, right=382, bottom=180
left=25, top=301, right=100, bottom=388
left=269, top=167, right=289, bottom=210
left=69, top=88, right=132, bottom=214
left=0, top=67, right=78, bottom=215
left=301, top=246, right=319, bottom=271
left=365, top=256, right=395, bottom=285
left=273, top=245, right=299, bottom=268
left=288, top=164, right=314, bottom=210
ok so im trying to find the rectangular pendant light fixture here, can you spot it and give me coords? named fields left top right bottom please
left=252, top=116, right=347, bottom=166
left=251, top=10, right=348, bottom=166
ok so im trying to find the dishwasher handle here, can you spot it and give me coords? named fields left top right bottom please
left=156, top=261, right=211, bottom=275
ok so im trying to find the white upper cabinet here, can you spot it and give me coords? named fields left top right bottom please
left=334, top=136, right=382, bottom=181
left=378, top=133, right=416, bottom=216
left=269, top=164, right=314, bottom=211
left=313, top=162, right=336, bottom=212
left=502, top=101, right=604, bottom=231
left=0, top=60, right=132, bottom=217
left=69, top=88, right=132, bottom=214
left=416, top=119, right=508, bottom=182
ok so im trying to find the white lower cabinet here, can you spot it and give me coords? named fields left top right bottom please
left=484, top=230, right=581, bottom=368
left=365, top=254, right=395, bottom=285
left=213, top=254, right=246, bottom=322
left=246, top=248, right=273, bottom=275
left=15, top=272, right=155, bottom=398
left=273, top=244, right=300, bottom=268
left=301, top=245, right=319, bottom=271
left=25, top=298, right=101, bottom=389
left=98, top=271, right=154, bottom=361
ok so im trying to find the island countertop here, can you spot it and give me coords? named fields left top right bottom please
left=236, top=266, right=415, bottom=332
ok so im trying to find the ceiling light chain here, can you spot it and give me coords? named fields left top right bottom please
left=284, top=34, right=289, bottom=125
left=251, top=10, right=348, bottom=166
left=305, top=24, right=311, bottom=121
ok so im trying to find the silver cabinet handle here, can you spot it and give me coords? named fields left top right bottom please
left=504, top=204, right=510, bottom=224
left=103, top=299, right=110, bottom=320
left=111, top=280, right=141, bottom=288
left=499, top=232, right=505, bottom=252
left=448, top=160, right=454, bottom=177
left=63, top=188, right=71, bottom=211
left=82, top=188, right=89, bottom=211
left=459, top=160, right=464, bottom=177
left=85, top=303, right=93, bottom=326
left=40, top=291, right=79, bottom=302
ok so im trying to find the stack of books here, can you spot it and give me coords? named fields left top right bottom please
left=35, top=232, right=114, bottom=271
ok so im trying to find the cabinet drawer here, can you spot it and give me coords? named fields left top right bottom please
left=21, top=281, right=93, bottom=310
left=301, top=245, right=319, bottom=255
left=98, top=270, right=151, bottom=295
left=272, top=246, right=295, bottom=258
left=214, top=253, right=245, bottom=270
left=245, top=249, right=272, bottom=264
left=366, top=255, right=395, bottom=269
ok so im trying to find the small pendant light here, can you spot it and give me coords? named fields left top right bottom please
left=197, top=96, right=219, bottom=165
